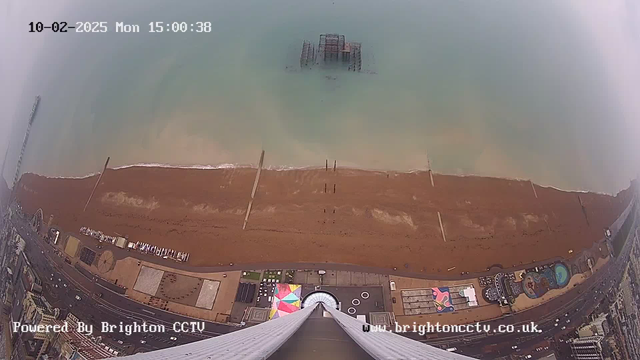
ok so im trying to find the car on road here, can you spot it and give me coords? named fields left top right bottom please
left=170, top=336, right=177, bottom=341
left=566, top=319, right=570, bottom=323
left=117, top=340, right=124, bottom=345
left=511, top=346, right=518, bottom=349
left=140, top=340, right=146, bottom=344
left=75, top=295, right=82, bottom=301
left=525, top=356, right=532, bottom=359
left=561, top=326, right=566, bottom=330
left=94, top=292, right=103, bottom=298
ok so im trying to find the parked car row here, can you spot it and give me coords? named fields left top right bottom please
left=135, top=242, right=189, bottom=262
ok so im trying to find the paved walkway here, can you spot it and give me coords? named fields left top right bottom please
left=65, top=228, right=580, bottom=280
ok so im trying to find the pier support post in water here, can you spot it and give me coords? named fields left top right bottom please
left=333, top=160, right=336, bottom=172
left=326, top=159, right=328, bottom=171
left=243, top=150, right=265, bottom=230
left=83, top=157, right=110, bottom=213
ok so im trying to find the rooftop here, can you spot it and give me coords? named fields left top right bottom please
left=27, top=292, right=52, bottom=315
left=54, top=320, right=113, bottom=359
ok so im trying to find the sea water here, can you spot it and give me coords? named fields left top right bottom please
left=5, top=0, right=636, bottom=193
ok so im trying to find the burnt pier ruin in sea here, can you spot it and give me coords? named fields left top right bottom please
left=300, top=34, right=362, bottom=72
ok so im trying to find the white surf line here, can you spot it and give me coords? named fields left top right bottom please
left=28, top=162, right=617, bottom=195
left=437, top=211, right=446, bottom=242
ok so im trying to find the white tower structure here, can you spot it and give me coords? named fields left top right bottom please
left=121, top=303, right=473, bottom=359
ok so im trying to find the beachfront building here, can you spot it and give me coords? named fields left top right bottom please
left=21, top=291, right=56, bottom=358
left=578, top=313, right=609, bottom=338
left=569, top=336, right=605, bottom=360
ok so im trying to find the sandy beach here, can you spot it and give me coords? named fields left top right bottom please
left=14, top=166, right=633, bottom=274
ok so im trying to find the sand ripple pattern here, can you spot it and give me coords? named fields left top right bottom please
left=101, top=192, right=159, bottom=211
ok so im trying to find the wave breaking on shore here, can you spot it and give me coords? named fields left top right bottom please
left=33, top=161, right=610, bottom=195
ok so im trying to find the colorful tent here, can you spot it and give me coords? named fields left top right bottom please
left=269, top=284, right=302, bottom=319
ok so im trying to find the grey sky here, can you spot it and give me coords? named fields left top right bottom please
left=0, top=0, right=73, bottom=173
left=0, top=0, right=142, bottom=179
